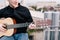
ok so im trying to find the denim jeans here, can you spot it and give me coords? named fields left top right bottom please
left=0, top=33, right=28, bottom=40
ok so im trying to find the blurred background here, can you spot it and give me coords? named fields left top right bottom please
left=0, top=0, right=60, bottom=40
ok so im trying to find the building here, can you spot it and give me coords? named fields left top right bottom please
left=44, top=11, right=60, bottom=40
left=36, top=1, right=57, bottom=9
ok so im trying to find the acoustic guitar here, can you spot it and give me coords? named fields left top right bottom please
left=0, top=18, right=31, bottom=37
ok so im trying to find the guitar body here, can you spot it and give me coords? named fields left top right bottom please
left=0, top=18, right=14, bottom=37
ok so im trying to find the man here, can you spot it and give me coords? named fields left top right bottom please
left=0, top=0, right=36, bottom=40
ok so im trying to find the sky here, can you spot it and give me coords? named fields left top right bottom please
left=0, top=0, right=60, bottom=7
left=25, top=0, right=60, bottom=4
left=0, top=0, right=60, bottom=4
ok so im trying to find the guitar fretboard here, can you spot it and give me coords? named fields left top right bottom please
left=7, top=22, right=31, bottom=29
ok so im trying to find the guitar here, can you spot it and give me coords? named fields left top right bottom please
left=0, top=18, right=31, bottom=37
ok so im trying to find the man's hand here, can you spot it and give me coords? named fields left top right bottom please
left=28, top=23, right=36, bottom=29
left=0, top=24, right=7, bottom=32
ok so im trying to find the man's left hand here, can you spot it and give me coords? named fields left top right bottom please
left=28, top=23, right=36, bottom=29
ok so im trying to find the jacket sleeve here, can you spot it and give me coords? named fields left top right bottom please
left=0, top=9, right=3, bottom=18
left=25, top=8, right=33, bottom=23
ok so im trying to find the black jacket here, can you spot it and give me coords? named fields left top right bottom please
left=0, top=4, right=33, bottom=33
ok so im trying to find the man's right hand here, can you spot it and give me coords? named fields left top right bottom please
left=0, top=24, right=7, bottom=32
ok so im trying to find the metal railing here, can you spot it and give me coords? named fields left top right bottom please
left=44, top=11, right=60, bottom=40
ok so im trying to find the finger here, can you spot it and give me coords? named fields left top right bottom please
left=2, top=24, right=7, bottom=29
left=0, top=27, right=7, bottom=32
left=0, top=29, right=5, bottom=32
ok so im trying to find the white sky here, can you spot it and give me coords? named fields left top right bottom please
left=0, top=0, right=60, bottom=6
left=0, top=0, right=60, bottom=3
left=25, top=0, right=60, bottom=4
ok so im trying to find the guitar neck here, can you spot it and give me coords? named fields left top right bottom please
left=7, top=22, right=31, bottom=29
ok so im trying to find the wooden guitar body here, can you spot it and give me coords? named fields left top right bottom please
left=0, top=18, right=14, bottom=37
